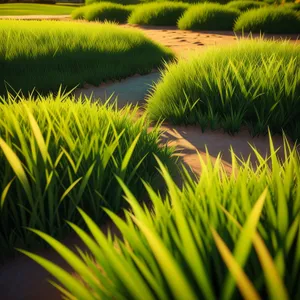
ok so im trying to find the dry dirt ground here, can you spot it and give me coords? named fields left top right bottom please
left=0, top=17, right=299, bottom=300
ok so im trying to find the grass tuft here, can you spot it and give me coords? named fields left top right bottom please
left=226, top=0, right=268, bottom=12
left=72, top=2, right=133, bottom=23
left=0, top=94, right=175, bottom=261
left=128, top=2, right=190, bottom=26
left=146, top=40, right=300, bottom=140
left=0, top=20, right=175, bottom=96
left=234, top=6, right=300, bottom=33
left=178, top=3, right=240, bottom=30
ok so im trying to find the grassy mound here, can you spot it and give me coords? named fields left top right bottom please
left=72, top=3, right=132, bottom=22
left=0, top=3, right=76, bottom=16
left=146, top=40, right=300, bottom=140
left=0, top=21, right=174, bottom=96
left=23, top=138, right=300, bottom=299
left=226, top=0, right=267, bottom=12
left=0, top=95, right=175, bottom=261
left=128, top=2, right=190, bottom=26
left=234, top=7, right=300, bottom=33
left=178, top=3, right=240, bottom=30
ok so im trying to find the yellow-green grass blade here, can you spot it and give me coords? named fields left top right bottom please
left=212, top=229, right=261, bottom=300
left=0, top=177, right=15, bottom=209
left=219, top=205, right=289, bottom=300
left=222, top=188, right=268, bottom=300
left=17, top=249, right=94, bottom=300
left=77, top=207, right=155, bottom=300
left=132, top=216, right=198, bottom=300
left=0, top=138, right=32, bottom=202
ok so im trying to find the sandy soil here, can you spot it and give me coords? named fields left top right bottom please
left=121, top=24, right=300, bottom=59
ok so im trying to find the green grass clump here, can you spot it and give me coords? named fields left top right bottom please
left=146, top=40, right=300, bottom=140
left=0, top=94, right=175, bottom=261
left=128, top=2, right=190, bottom=26
left=72, top=3, right=133, bottom=23
left=282, top=2, right=300, bottom=11
left=234, top=7, right=300, bottom=33
left=71, top=5, right=87, bottom=19
left=178, top=3, right=240, bottom=30
left=0, top=21, right=174, bottom=96
left=0, top=3, right=75, bottom=15
left=21, top=136, right=300, bottom=299
left=226, top=0, right=268, bottom=12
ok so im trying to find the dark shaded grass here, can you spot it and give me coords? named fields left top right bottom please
left=0, top=21, right=175, bottom=96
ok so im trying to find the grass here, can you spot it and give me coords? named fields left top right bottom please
left=0, top=21, right=175, bottom=96
left=234, top=6, right=300, bottom=33
left=178, top=3, right=240, bottom=30
left=282, top=2, right=300, bottom=11
left=146, top=40, right=300, bottom=141
left=0, top=93, right=176, bottom=262
left=20, top=135, right=300, bottom=299
left=128, top=2, right=190, bottom=26
left=226, top=1, right=268, bottom=12
left=72, top=2, right=133, bottom=22
left=0, top=3, right=75, bottom=16
left=86, top=0, right=140, bottom=5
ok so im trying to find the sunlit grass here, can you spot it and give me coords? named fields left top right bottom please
left=146, top=40, right=300, bottom=141
left=0, top=20, right=175, bottom=96
left=0, top=92, right=176, bottom=261
left=21, top=134, right=300, bottom=299
left=0, top=3, right=76, bottom=16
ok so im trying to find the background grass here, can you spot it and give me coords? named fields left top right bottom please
left=0, top=3, right=76, bottom=15
left=178, top=3, right=240, bottom=30
left=226, top=0, right=268, bottom=12
left=86, top=0, right=140, bottom=5
left=0, top=21, right=175, bottom=96
left=72, top=2, right=133, bottom=22
left=128, top=2, right=190, bottom=26
left=22, top=136, right=300, bottom=299
left=146, top=40, right=300, bottom=141
left=0, top=94, right=176, bottom=262
left=234, top=6, right=300, bottom=33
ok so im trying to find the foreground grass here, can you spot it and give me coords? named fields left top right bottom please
left=0, top=21, right=175, bottom=96
left=21, top=135, right=300, bottom=299
left=226, top=0, right=268, bottom=12
left=0, top=3, right=75, bottom=16
left=147, top=40, right=300, bottom=141
left=0, top=94, right=175, bottom=262
left=128, top=2, right=190, bottom=26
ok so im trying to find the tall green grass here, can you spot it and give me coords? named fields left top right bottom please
left=146, top=40, right=300, bottom=141
left=128, top=2, right=190, bottom=26
left=0, top=93, right=175, bottom=261
left=0, top=21, right=175, bottom=96
left=21, top=135, right=300, bottom=299
left=234, top=6, right=300, bottom=33
left=86, top=0, right=140, bottom=5
left=178, top=3, right=240, bottom=30
left=72, top=2, right=133, bottom=22
left=226, top=0, right=268, bottom=12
